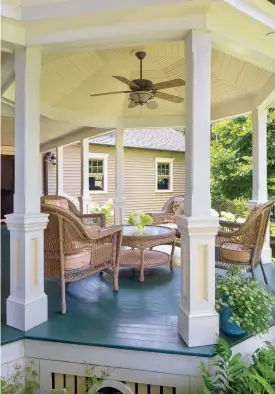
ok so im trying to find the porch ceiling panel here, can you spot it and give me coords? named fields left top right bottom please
left=2, top=41, right=274, bottom=122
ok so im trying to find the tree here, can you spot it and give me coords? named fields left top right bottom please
left=210, top=108, right=275, bottom=203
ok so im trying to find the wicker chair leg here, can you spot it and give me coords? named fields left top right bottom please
left=259, top=259, right=269, bottom=285
left=61, top=279, right=66, bottom=314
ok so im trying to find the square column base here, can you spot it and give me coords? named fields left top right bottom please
left=7, top=294, right=48, bottom=331
left=5, top=213, right=49, bottom=332
left=78, top=196, right=91, bottom=214
left=178, top=304, right=219, bottom=347
left=177, top=215, right=219, bottom=347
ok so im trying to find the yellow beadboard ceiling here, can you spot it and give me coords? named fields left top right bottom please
left=3, top=42, right=273, bottom=119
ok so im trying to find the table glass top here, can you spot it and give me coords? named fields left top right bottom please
left=122, top=225, right=174, bottom=237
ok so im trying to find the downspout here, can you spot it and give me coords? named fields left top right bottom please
left=43, top=153, right=49, bottom=195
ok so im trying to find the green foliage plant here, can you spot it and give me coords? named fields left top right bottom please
left=216, top=268, right=275, bottom=335
left=1, top=361, right=110, bottom=394
left=90, top=199, right=114, bottom=225
left=201, top=336, right=275, bottom=393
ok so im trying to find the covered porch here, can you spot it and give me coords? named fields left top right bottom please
left=1, top=0, right=275, bottom=391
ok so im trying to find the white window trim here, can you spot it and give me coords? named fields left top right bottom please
left=155, top=157, right=174, bottom=193
left=88, top=153, right=109, bottom=194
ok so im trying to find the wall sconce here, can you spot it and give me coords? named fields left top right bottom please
left=47, top=151, right=56, bottom=166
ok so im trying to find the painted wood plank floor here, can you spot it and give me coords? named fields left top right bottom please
left=1, top=225, right=275, bottom=356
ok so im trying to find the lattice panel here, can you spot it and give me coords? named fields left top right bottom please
left=51, top=373, right=177, bottom=394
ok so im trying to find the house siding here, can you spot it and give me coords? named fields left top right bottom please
left=47, top=144, right=185, bottom=216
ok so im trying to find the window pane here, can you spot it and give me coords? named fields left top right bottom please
left=157, top=176, right=169, bottom=190
left=89, top=176, right=104, bottom=191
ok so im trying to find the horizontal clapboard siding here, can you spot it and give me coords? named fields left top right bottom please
left=45, top=144, right=185, bottom=216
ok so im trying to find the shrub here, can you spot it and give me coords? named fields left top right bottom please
left=212, top=196, right=249, bottom=218
left=201, top=336, right=275, bottom=393
left=216, top=269, right=275, bottom=335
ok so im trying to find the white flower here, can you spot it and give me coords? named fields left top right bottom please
left=132, top=215, right=142, bottom=225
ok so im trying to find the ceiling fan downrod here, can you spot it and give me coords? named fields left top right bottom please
left=135, top=51, right=146, bottom=82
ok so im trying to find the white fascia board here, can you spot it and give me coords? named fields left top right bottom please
left=26, top=13, right=206, bottom=50
left=252, top=74, right=275, bottom=110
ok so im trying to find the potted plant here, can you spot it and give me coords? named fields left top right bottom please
left=216, top=268, right=275, bottom=336
left=128, top=211, right=152, bottom=234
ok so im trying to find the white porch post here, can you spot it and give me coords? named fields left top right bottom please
left=5, top=48, right=48, bottom=331
left=248, top=108, right=272, bottom=263
left=114, top=119, right=125, bottom=225
left=78, top=138, right=91, bottom=214
left=56, top=146, right=64, bottom=195
left=177, top=31, right=219, bottom=347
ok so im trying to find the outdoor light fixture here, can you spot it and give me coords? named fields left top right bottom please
left=47, top=151, right=56, bottom=165
left=129, top=91, right=154, bottom=106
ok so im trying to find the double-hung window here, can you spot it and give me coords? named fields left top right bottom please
left=88, top=154, right=108, bottom=193
left=155, top=158, right=174, bottom=192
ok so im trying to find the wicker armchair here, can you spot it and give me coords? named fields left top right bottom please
left=216, top=199, right=275, bottom=284
left=41, top=203, right=122, bottom=314
left=147, top=194, right=185, bottom=225
left=41, top=195, right=106, bottom=227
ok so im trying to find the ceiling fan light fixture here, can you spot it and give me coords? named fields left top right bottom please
left=129, top=91, right=153, bottom=106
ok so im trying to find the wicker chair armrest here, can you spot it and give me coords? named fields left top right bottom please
left=79, top=213, right=106, bottom=227
left=89, top=225, right=123, bottom=240
left=216, top=231, right=242, bottom=247
left=147, top=212, right=173, bottom=225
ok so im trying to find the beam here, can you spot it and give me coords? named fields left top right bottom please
left=1, top=18, right=26, bottom=46
left=211, top=95, right=254, bottom=121
left=40, top=127, right=111, bottom=152
left=1, top=2, right=22, bottom=20
left=1, top=52, right=15, bottom=95
left=21, top=0, right=202, bottom=20
left=26, top=14, right=206, bottom=51
left=50, top=107, right=118, bottom=128
left=123, top=115, right=185, bottom=129
left=252, top=74, right=275, bottom=110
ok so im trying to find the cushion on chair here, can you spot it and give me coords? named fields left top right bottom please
left=64, top=251, right=91, bottom=270
left=173, top=197, right=185, bottom=216
left=221, top=243, right=252, bottom=263
left=44, top=198, right=69, bottom=210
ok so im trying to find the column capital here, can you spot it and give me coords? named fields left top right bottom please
left=177, top=215, right=219, bottom=236
left=5, top=213, right=48, bottom=231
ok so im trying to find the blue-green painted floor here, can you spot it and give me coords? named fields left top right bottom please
left=1, top=225, right=275, bottom=357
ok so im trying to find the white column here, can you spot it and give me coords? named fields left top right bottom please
left=177, top=31, right=219, bottom=347
left=5, top=47, right=48, bottom=331
left=56, top=146, right=64, bottom=195
left=78, top=138, right=91, bottom=214
left=248, top=108, right=271, bottom=264
left=114, top=119, right=125, bottom=225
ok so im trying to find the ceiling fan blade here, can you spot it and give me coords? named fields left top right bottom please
left=152, top=79, right=185, bottom=90
left=154, top=91, right=184, bottom=103
left=90, top=90, right=131, bottom=97
left=113, top=76, right=140, bottom=89
left=128, top=100, right=138, bottom=108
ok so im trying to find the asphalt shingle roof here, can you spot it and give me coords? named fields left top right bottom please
left=89, top=128, right=185, bottom=152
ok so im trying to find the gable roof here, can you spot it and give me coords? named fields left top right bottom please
left=89, top=128, right=185, bottom=152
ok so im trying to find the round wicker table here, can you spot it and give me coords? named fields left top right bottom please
left=120, top=225, right=176, bottom=282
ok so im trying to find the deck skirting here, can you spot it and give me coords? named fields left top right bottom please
left=1, top=328, right=275, bottom=394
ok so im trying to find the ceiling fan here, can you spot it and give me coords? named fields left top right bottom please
left=90, top=51, right=185, bottom=108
